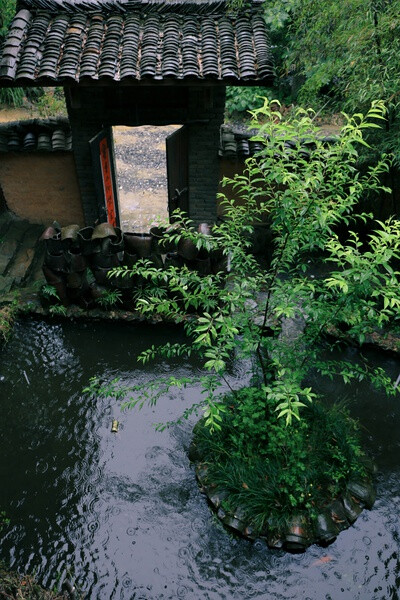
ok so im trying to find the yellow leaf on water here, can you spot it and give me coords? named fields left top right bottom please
left=311, top=556, right=333, bottom=566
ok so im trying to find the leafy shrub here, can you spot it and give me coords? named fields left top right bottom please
left=0, top=294, right=19, bottom=344
left=192, top=388, right=365, bottom=532
left=225, top=86, right=272, bottom=119
left=0, top=87, right=24, bottom=108
left=96, top=288, right=122, bottom=309
left=0, top=0, right=16, bottom=40
left=0, top=561, right=68, bottom=600
left=36, top=88, right=67, bottom=117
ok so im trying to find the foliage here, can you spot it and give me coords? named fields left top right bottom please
left=283, top=1, right=400, bottom=112
left=36, top=88, right=67, bottom=117
left=0, top=87, right=25, bottom=108
left=0, top=561, right=68, bottom=600
left=225, top=87, right=272, bottom=119
left=48, top=304, right=68, bottom=317
left=0, top=0, right=15, bottom=40
left=41, top=284, right=60, bottom=300
left=257, top=0, right=400, bottom=172
left=87, top=99, right=400, bottom=433
left=192, top=388, right=366, bottom=532
left=41, top=285, right=68, bottom=316
left=0, top=294, right=19, bottom=344
left=96, top=288, right=122, bottom=309
left=0, top=510, right=10, bottom=531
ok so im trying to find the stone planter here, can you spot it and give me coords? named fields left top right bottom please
left=124, top=233, right=153, bottom=258
left=178, top=237, right=199, bottom=261
left=190, top=422, right=377, bottom=552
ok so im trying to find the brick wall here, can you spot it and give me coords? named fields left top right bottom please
left=187, top=87, right=226, bottom=224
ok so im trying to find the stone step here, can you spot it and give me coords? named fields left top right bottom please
left=0, top=219, right=33, bottom=278
left=0, top=211, right=17, bottom=239
left=8, top=247, right=36, bottom=284
left=0, top=239, right=18, bottom=276
left=0, top=217, right=44, bottom=291
left=9, top=224, right=46, bottom=288
left=16, top=224, right=45, bottom=286
left=0, top=275, right=14, bottom=295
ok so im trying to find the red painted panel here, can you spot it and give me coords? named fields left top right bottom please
left=99, top=136, right=117, bottom=227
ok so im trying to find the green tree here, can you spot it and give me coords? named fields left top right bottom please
left=86, top=99, right=400, bottom=430
left=86, top=100, right=399, bottom=535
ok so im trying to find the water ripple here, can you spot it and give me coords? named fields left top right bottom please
left=1, top=320, right=400, bottom=599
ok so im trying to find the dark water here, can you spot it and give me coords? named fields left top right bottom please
left=0, top=318, right=399, bottom=600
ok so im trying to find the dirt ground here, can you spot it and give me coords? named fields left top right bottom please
left=0, top=106, right=41, bottom=123
left=113, top=124, right=180, bottom=232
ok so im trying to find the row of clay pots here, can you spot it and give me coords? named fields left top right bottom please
left=40, top=222, right=124, bottom=257
left=41, top=222, right=221, bottom=263
left=40, top=221, right=216, bottom=259
left=194, top=460, right=376, bottom=552
left=42, top=249, right=223, bottom=307
left=41, top=222, right=126, bottom=306
left=40, top=221, right=227, bottom=307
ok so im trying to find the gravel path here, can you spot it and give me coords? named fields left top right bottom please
left=113, top=124, right=180, bottom=232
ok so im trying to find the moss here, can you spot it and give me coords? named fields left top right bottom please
left=0, top=562, right=67, bottom=600
left=0, top=294, right=19, bottom=346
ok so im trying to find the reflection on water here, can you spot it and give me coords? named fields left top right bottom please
left=0, top=318, right=399, bottom=599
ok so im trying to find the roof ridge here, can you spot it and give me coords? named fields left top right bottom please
left=0, top=117, right=70, bottom=133
left=17, top=0, right=263, bottom=15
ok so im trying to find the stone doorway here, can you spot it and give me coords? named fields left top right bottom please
left=113, top=124, right=181, bottom=233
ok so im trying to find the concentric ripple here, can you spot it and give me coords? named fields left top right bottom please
left=0, top=319, right=399, bottom=599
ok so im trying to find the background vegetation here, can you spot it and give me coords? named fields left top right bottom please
left=227, top=0, right=400, bottom=215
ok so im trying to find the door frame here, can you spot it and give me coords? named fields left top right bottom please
left=90, top=128, right=120, bottom=227
left=166, top=125, right=188, bottom=218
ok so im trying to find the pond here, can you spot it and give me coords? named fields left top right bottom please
left=0, top=318, right=399, bottom=599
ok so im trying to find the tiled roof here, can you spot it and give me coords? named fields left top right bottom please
left=219, top=123, right=336, bottom=159
left=219, top=123, right=259, bottom=158
left=0, top=117, right=72, bottom=151
left=0, top=0, right=273, bottom=85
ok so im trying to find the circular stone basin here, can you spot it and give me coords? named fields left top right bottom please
left=190, top=430, right=376, bottom=552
